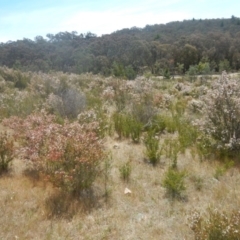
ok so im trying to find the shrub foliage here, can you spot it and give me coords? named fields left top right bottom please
left=0, top=131, right=15, bottom=174
left=189, top=209, right=240, bottom=240
left=3, top=111, right=105, bottom=194
left=202, top=71, right=240, bottom=158
left=144, top=130, right=161, bottom=165
left=162, top=168, right=187, bottom=199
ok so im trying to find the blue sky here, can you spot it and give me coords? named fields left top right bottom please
left=0, top=0, right=239, bottom=42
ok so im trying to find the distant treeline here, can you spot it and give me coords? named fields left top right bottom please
left=0, top=16, right=240, bottom=79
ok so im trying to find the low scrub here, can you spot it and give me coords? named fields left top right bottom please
left=162, top=168, right=187, bottom=199
left=78, top=108, right=112, bottom=138
left=3, top=112, right=105, bottom=195
left=0, top=132, right=15, bottom=174
left=178, top=119, right=198, bottom=149
left=131, top=99, right=156, bottom=125
left=189, top=209, right=240, bottom=240
left=47, top=78, right=86, bottom=119
left=144, top=130, right=161, bottom=165
left=162, top=137, right=180, bottom=168
left=0, top=67, right=30, bottom=89
left=0, top=93, right=42, bottom=119
left=199, top=71, right=240, bottom=159
left=113, top=112, right=142, bottom=142
left=112, top=112, right=127, bottom=139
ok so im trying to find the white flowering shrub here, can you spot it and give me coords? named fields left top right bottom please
left=189, top=209, right=240, bottom=240
left=78, top=108, right=112, bottom=138
left=202, top=71, right=240, bottom=157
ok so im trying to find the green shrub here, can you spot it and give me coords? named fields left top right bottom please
left=163, top=68, right=170, bottom=79
left=0, top=93, right=42, bottom=119
left=113, top=86, right=131, bottom=112
left=195, top=133, right=214, bottom=161
left=144, top=130, right=161, bottom=166
left=125, top=65, right=137, bottom=80
left=112, top=112, right=142, bottom=142
left=162, top=168, right=187, bottom=199
left=147, top=112, right=190, bottom=138
left=172, top=99, right=188, bottom=117
left=214, top=160, right=234, bottom=180
left=112, top=112, right=127, bottom=139
left=186, top=65, right=198, bottom=82
left=0, top=132, right=15, bottom=174
left=164, top=114, right=178, bottom=133
left=85, top=91, right=103, bottom=109
left=146, top=114, right=167, bottom=133
left=162, top=138, right=180, bottom=168
left=119, top=161, right=131, bottom=182
left=14, top=72, right=30, bottom=89
left=177, top=119, right=199, bottom=150
left=219, top=59, right=231, bottom=72
left=127, top=116, right=142, bottom=143
left=96, top=108, right=113, bottom=138
left=0, top=68, right=30, bottom=89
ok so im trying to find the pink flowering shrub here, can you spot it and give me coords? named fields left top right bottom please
left=200, top=71, right=240, bottom=158
left=3, top=111, right=105, bottom=194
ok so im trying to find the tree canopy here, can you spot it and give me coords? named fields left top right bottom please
left=0, top=17, right=240, bottom=78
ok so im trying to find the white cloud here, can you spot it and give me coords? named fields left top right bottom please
left=61, top=6, right=190, bottom=36
left=1, top=0, right=237, bottom=42
left=0, top=0, right=191, bottom=42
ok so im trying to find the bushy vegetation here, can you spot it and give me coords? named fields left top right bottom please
left=119, top=161, right=131, bottom=182
left=1, top=17, right=240, bottom=78
left=0, top=67, right=30, bottom=89
left=0, top=131, right=15, bottom=174
left=47, top=78, right=86, bottom=119
left=113, top=112, right=142, bottom=142
left=189, top=209, right=240, bottom=239
left=162, top=137, right=180, bottom=168
left=3, top=112, right=105, bottom=195
left=144, top=130, right=161, bottom=165
left=162, top=168, right=187, bottom=199
left=1, top=66, right=240, bottom=239
left=196, top=71, right=240, bottom=159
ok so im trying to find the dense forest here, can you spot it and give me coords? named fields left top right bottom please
left=0, top=16, right=240, bottom=79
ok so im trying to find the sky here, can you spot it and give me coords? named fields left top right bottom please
left=0, top=0, right=240, bottom=43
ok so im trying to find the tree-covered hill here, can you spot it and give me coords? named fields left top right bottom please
left=0, top=16, right=240, bottom=78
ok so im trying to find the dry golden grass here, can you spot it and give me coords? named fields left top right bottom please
left=1, top=136, right=240, bottom=240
